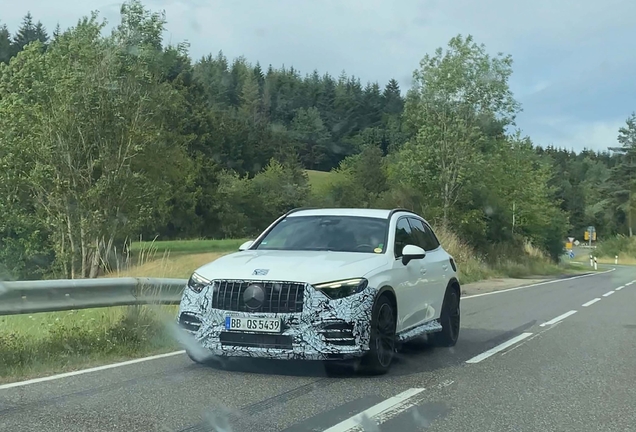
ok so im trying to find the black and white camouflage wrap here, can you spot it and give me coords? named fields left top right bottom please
left=178, top=282, right=378, bottom=360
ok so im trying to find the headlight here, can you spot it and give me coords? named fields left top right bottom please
left=313, top=278, right=369, bottom=299
left=187, top=272, right=211, bottom=293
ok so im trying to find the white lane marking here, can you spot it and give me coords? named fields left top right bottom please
left=582, top=298, right=601, bottom=307
left=465, top=332, right=533, bottom=364
left=373, top=380, right=454, bottom=426
left=602, top=291, right=615, bottom=297
left=462, top=268, right=616, bottom=300
left=323, top=388, right=426, bottom=432
left=540, top=310, right=577, bottom=327
left=0, top=350, right=185, bottom=391
left=625, top=281, right=633, bottom=286
left=503, top=323, right=563, bottom=356
left=616, top=286, right=625, bottom=291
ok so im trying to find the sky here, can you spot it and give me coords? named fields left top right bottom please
left=2, top=0, right=635, bottom=152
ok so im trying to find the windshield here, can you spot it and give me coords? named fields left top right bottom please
left=255, top=216, right=388, bottom=253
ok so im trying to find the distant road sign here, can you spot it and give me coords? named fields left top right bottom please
left=568, top=250, right=575, bottom=259
left=565, top=242, right=573, bottom=249
left=568, top=237, right=575, bottom=243
left=574, top=240, right=580, bottom=246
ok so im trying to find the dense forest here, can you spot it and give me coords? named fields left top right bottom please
left=0, top=1, right=634, bottom=280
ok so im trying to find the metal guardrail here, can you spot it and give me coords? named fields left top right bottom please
left=0, top=277, right=188, bottom=316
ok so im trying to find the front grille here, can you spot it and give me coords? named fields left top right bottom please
left=220, top=332, right=293, bottom=350
left=211, top=280, right=305, bottom=313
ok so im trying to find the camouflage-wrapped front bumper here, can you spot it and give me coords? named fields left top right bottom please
left=177, top=283, right=377, bottom=360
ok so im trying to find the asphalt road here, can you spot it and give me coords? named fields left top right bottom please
left=1, top=266, right=635, bottom=432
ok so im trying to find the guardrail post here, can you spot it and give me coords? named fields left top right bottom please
left=615, top=255, right=618, bottom=265
left=594, top=257, right=598, bottom=270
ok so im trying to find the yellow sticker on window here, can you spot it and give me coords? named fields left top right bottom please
left=374, top=247, right=383, bottom=253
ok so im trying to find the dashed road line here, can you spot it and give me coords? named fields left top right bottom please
left=540, top=310, right=577, bottom=327
left=582, top=298, right=601, bottom=307
left=602, top=291, right=615, bottom=297
left=465, top=332, right=533, bottom=364
left=616, top=286, right=625, bottom=291
left=323, top=388, right=426, bottom=432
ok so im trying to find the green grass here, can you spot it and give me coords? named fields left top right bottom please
left=306, top=169, right=334, bottom=192
left=130, top=238, right=248, bottom=256
left=0, top=305, right=179, bottom=383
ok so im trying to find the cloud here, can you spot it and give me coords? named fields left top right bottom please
left=528, top=117, right=624, bottom=151
left=2, top=0, right=635, bottom=151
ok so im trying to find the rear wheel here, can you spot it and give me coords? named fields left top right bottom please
left=360, top=295, right=397, bottom=375
left=431, top=286, right=460, bottom=347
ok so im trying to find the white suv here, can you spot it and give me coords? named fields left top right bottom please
left=178, top=208, right=461, bottom=374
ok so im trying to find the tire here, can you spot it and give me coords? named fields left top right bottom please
left=360, top=295, right=397, bottom=375
left=431, top=285, right=460, bottom=347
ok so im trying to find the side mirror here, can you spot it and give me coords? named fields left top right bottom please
left=402, top=244, right=426, bottom=265
left=238, top=240, right=254, bottom=251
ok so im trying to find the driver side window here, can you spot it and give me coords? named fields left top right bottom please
left=394, top=218, right=418, bottom=258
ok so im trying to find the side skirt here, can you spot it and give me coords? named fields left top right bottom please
left=396, top=319, right=443, bottom=343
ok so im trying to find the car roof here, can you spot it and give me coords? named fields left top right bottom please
left=287, top=208, right=421, bottom=220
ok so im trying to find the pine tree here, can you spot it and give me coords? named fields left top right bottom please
left=34, top=22, right=49, bottom=44
left=52, top=24, right=62, bottom=41
left=382, top=78, right=403, bottom=115
left=0, top=24, right=11, bottom=64
left=11, top=13, right=38, bottom=55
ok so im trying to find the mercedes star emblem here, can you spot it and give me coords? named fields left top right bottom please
left=243, top=284, right=265, bottom=310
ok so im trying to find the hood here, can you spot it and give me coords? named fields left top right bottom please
left=194, top=250, right=388, bottom=285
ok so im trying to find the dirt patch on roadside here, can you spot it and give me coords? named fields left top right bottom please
left=461, top=277, right=554, bottom=297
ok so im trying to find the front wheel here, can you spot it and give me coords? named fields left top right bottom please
left=360, top=295, right=397, bottom=375
left=431, top=286, right=460, bottom=347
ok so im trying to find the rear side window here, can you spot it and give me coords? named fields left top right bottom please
left=408, top=218, right=440, bottom=251
left=394, top=217, right=418, bottom=257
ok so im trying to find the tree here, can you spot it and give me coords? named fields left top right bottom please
left=0, top=24, right=11, bottom=64
left=0, top=5, right=191, bottom=278
left=382, top=78, right=403, bottom=115
left=400, top=34, right=521, bottom=228
left=609, top=113, right=636, bottom=236
left=290, top=107, right=332, bottom=170
left=11, top=13, right=40, bottom=55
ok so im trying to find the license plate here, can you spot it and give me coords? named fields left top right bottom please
left=225, top=316, right=282, bottom=333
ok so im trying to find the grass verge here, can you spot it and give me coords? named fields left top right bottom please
left=435, top=227, right=584, bottom=283
left=0, top=305, right=179, bottom=383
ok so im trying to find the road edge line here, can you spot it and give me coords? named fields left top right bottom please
left=0, top=350, right=186, bottom=391
left=462, top=268, right=615, bottom=300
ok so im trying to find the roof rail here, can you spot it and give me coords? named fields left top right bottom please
left=387, top=208, right=419, bottom=219
left=285, top=207, right=318, bottom=216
